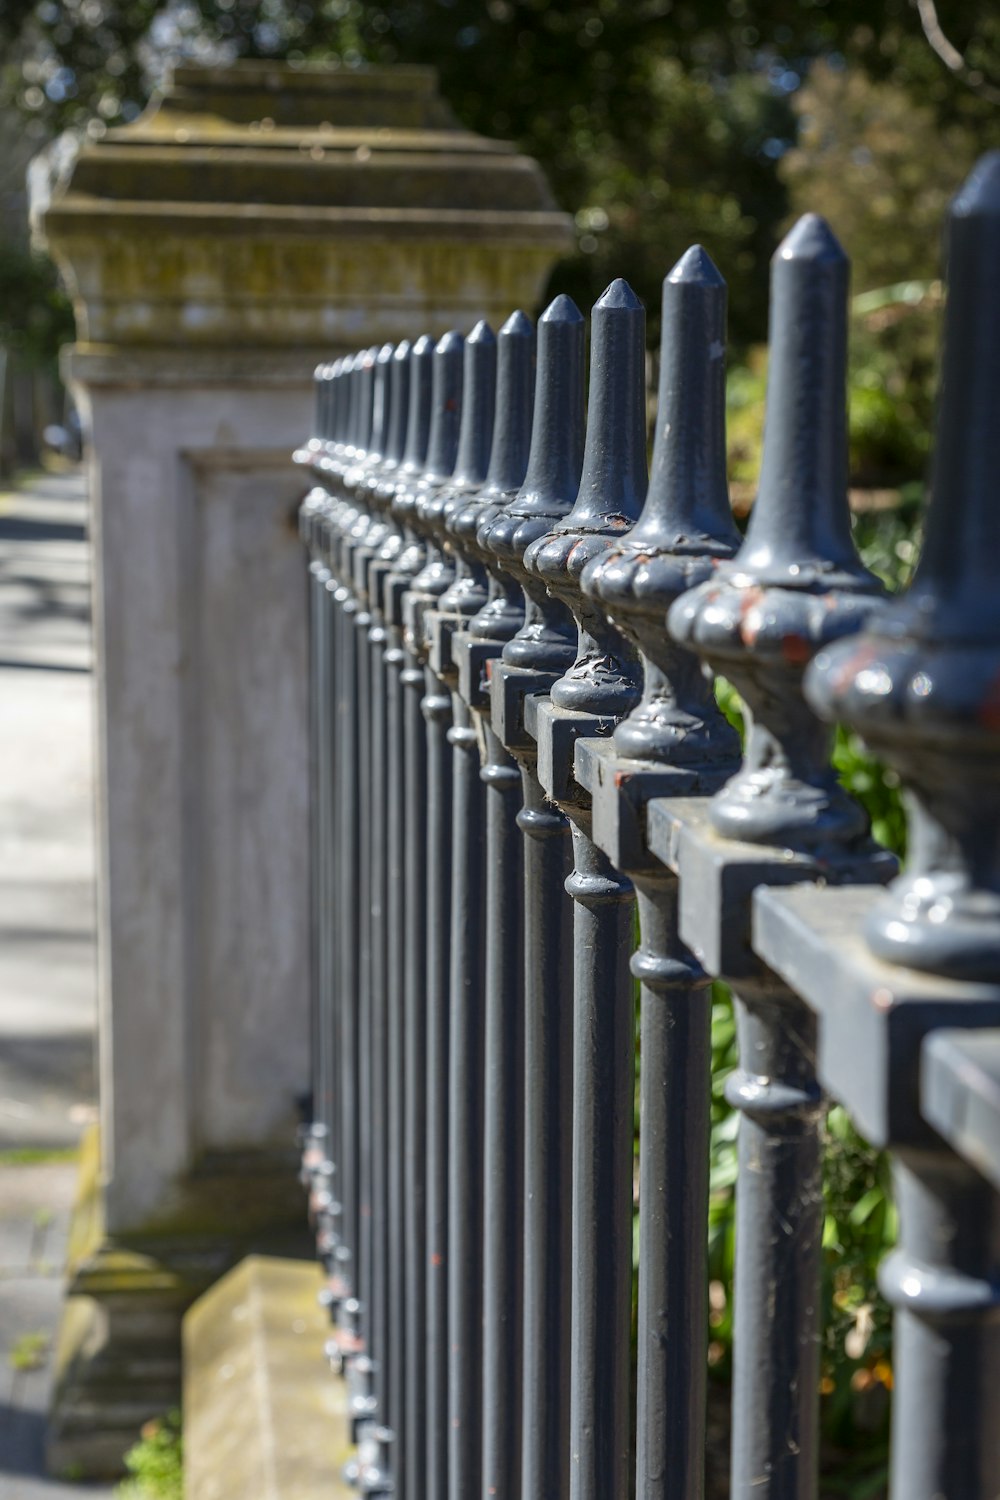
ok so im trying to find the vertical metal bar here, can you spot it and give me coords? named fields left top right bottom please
left=421, top=335, right=468, bottom=1500
left=481, top=295, right=585, bottom=1500
left=370, top=342, right=413, bottom=1497
left=667, top=217, right=888, bottom=1500
left=802, top=152, right=1000, bottom=1500
left=382, top=333, right=434, bottom=1500
left=445, top=691, right=487, bottom=1500
left=356, top=343, right=399, bottom=1493
left=333, top=355, right=362, bottom=1333
left=516, top=766, right=575, bottom=1497
left=396, top=332, right=465, bottom=1500
left=467, top=312, right=537, bottom=1500
left=583, top=249, right=743, bottom=1500
left=524, top=281, right=649, bottom=1500
left=417, top=326, right=497, bottom=1500
left=343, top=349, right=380, bottom=1440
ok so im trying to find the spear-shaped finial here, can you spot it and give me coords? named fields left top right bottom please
left=368, top=342, right=397, bottom=465
left=459, top=309, right=537, bottom=642
left=398, top=335, right=436, bottom=480
left=808, top=152, right=1000, bottom=974
left=484, top=294, right=585, bottom=672
left=524, top=279, right=647, bottom=714
left=421, top=329, right=465, bottom=487
left=585, top=246, right=741, bottom=767
left=451, top=320, right=498, bottom=491
left=668, top=216, right=883, bottom=851
left=343, top=346, right=379, bottom=495
left=412, top=323, right=493, bottom=596
left=366, top=340, right=412, bottom=507
left=440, top=312, right=532, bottom=624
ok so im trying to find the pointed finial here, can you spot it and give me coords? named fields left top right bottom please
left=583, top=246, right=742, bottom=767
left=740, top=214, right=858, bottom=581
left=450, top=321, right=497, bottom=489
left=422, top=330, right=465, bottom=484
left=437, top=313, right=534, bottom=630
left=455, top=310, right=538, bottom=642
left=806, top=152, right=1000, bottom=974
left=524, top=280, right=647, bottom=714
left=384, top=341, right=412, bottom=468
left=329, top=353, right=355, bottom=471
left=484, top=293, right=585, bottom=672
left=482, top=310, right=535, bottom=494
left=399, top=334, right=436, bottom=475
left=668, top=217, right=884, bottom=851
left=409, top=327, right=492, bottom=600
left=368, top=342, right=396, bottom=464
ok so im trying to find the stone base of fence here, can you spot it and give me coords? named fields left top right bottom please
left=45, top=1127, right=310, bottom=1478
left=184, top=1255, right=353, bottom=1500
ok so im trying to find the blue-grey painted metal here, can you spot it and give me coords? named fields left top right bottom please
left=482, top=293, right=584, bottom=1500
left=795, top=151, right=1000, bottom=1500
left=370, top=341, right=412, bottom=1500
left=470, top=311, right=536, bottom=1500
left=357, top=342, right=401, bottom=1497
left=525, top=279, right=648, bottom=1500
left=667, top=216, right=892, bottom=1500
left=582, top=246, right=742, bottom=1500
left=343, top=348, right=381, bottom=1452
left=293, top=155, right=1000, bottom=1500
left=425, top=325, right=495, bottom=1500
left=401, top=330, right=465, bottom=1500
left=382, top=333, right=435, bottom=1500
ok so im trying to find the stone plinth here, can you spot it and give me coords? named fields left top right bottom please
left=32, top=61, right=572, bottom=356
left=30, top=60, right=571, bottom=1475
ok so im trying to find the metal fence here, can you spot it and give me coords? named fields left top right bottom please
left=295, top=151, right=1000, bottom=1500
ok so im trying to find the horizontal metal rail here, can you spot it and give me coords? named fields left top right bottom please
left=296, top=150, right=1000, bottom=1500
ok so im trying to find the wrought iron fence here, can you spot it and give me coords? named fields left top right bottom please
left=295, top=151, right=1000, bottom=1500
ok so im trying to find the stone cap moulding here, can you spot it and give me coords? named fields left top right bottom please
left=30, top=61, right=573, bottom=373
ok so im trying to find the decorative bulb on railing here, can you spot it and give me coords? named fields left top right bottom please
left=394, top=335, right=435, bottom=486
left=325, top=353, right=352, bottom=479
left=455, top=309, right=535, bottom=641
left=484, top=295, right=585, bottom=673
left=344, top=345, right=379, bottom=496
left=365, top=340, right=412, bottom=509
left=584, top=245, right=742, bottom=768
left=391, top=332, right=461, bottom=575
left=440, top=313, right=535, bottom=625
left=808, top=152, right=1000, bottom=976
left=412, top=321, right=496, bottom=597
left=524, top=279, right=647, bottom=714
left=668, top=215, right=884, bottom=852
left=419, top=330, right=465, bottom=490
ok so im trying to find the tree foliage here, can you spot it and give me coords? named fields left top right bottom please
left=3, top=2, right=999, bottom=347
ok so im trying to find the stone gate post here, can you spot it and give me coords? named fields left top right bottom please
left=29, top=59, right=570, bottom=1474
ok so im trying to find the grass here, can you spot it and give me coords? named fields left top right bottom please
left=9, top=1331, right=49, bottom=1371
left=116, top=1411, right=183, bottom=1500
left=0, top=1146, right=78, bottom=1167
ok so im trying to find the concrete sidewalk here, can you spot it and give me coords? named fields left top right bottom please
left=0, top=469, right=113, bottom=1497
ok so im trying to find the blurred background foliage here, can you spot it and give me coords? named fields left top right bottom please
left=2, top=0, right=999, bottom=489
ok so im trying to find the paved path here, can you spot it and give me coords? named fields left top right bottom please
left=0, top=469, right=113, bottom=1496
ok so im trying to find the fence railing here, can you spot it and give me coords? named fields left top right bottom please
left=295, top=150, right=1000, bottom=1500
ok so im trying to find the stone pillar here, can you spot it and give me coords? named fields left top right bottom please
left=30, top=60, right=570, bottom=1475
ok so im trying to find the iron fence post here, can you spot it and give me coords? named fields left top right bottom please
left=580, top=247, right=743, bottom=1500
left=524, top=280, right=649, bottom=1500
left=479, top=295, right=585, bottom=1500
left=665, top=216, right=893, bottom=1500
left=380, top=334, right=435, bottom=1500
left=449, top=313, right=537, bottom=1500
left=792, top=152, right=1000, bottom=1500
left=397, top=331, right=465, bottom=1500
